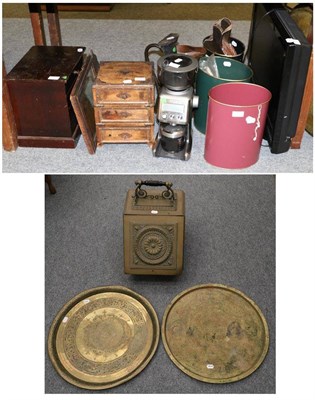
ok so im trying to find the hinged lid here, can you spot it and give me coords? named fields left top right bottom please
left=96, top=61, right=154, bottom=85
left=6, top=45, right=86, bottom=82
left=70, top=51, right=100, bottom=154
left=124, top=180, right=185, bottom=216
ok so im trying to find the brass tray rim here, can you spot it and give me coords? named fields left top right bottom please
left=161, top=283, right=270, bottom=384
left=48, top=285, right=160, bottom=390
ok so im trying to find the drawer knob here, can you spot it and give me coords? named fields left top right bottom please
left=117, top=92, right=131, bottom=100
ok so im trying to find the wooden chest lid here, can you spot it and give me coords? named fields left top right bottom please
left=6, top=46, right=85, bottom=81
left=96, top=61, right=154, bottom=85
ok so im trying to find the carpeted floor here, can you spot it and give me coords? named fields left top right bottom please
left=2, top=17, right=313, bottom=173
left=2, top=2, right=254, bottom=20
left=45, top=174, right=275, bottom=394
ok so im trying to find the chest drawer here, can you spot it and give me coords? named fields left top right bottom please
left=96, top=125, right=154, bottom=144
left=94, top=106, right=154, bottom=125
left=92, top=61, right=155, bottom=106
left=93, top=86, right=154, bottom=105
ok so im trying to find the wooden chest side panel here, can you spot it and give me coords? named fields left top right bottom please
left=7, top=80, right=75, bottom=137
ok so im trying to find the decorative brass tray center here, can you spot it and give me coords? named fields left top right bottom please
left=75, top=308, right=133, bottom=362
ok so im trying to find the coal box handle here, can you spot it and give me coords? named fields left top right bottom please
left=134, top=180, right=174, bottom=200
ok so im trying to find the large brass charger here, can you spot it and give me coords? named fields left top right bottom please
left=48, top=286, right=159, bottom=390
left=162, top=283, right=269, bottom=383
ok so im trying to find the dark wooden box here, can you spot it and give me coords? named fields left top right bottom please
left=6, top=46, right=85, bottom=148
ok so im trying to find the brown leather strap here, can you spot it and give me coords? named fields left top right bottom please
left=176, top=44, right=206, bottom=59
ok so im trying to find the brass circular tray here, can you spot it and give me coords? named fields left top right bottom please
left=48, top=286, right=159, bottom=390
left=162, top=284, right=269, bottom=383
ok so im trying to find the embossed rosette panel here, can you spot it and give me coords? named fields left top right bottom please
left=133, top=224, right=175, bottom=266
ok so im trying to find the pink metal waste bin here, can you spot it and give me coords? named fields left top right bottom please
left=204, top=82, right=272, bottom=169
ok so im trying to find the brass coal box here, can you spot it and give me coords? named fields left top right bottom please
left=123, top=180, right=185, bottom=275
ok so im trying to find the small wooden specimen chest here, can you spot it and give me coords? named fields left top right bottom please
left=123, top=180, right=185, bottom=275
left=5, top=46, right=85, bottom=148
left=92, top=62, right=155, bottom=146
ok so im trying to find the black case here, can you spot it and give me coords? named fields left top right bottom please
left=247, top=4, right=311, bottom=154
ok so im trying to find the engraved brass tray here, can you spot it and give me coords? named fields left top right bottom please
left=48, top=286, right=159, bottom=390
left=162, top=284, right=269, bottom=383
